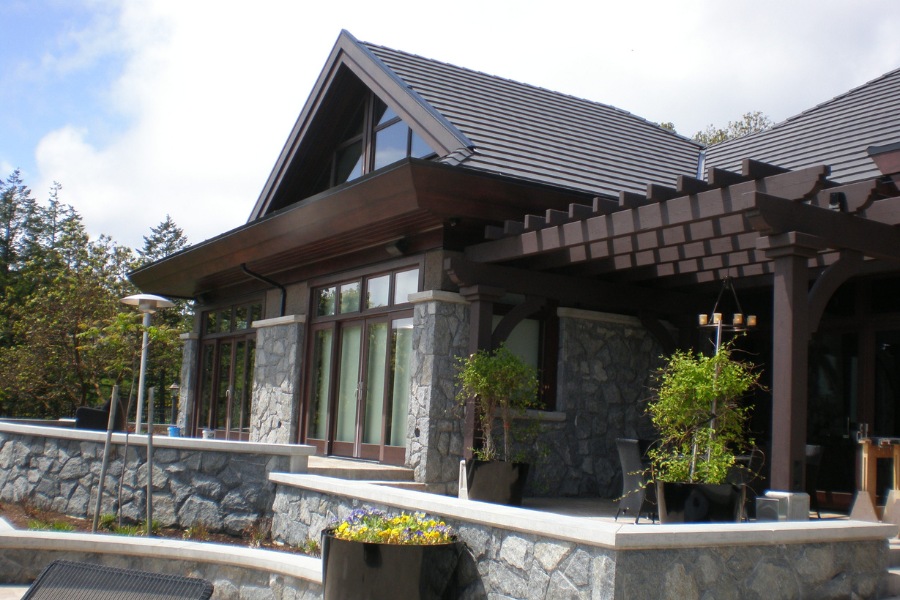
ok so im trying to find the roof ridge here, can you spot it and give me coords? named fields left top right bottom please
left=361, top=40, right=700, bottom=148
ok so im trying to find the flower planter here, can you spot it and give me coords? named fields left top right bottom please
left=466, top=460, right=529, bottom=506
left=321, top=532, right=463, bottom=600
left=656, top=481, right=746, bottom=523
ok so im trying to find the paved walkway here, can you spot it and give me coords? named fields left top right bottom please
left=0, top=586, right=28, bottom=599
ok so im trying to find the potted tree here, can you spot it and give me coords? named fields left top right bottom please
left=455, top=344, right=541, bottom=505
left=646, top=342, right=761, bottom=523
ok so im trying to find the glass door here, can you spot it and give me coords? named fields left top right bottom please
left=197, top=336, right=255, bottom=440
left=305, top=315, right=412, bottom=463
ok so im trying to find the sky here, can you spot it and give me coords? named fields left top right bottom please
left=1, top=1, right=899, bottom=251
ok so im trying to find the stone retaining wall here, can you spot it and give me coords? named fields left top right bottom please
left=0, top=422, right=313, bottom=535
left=0, top=530, right=322, bottom=600
left=271, top=474, right=893, bottom=600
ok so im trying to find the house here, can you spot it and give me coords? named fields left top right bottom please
left=130, top=31, right=900, bottom=500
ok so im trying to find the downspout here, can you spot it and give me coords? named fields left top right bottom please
left=696, top=149, right=707, bottom=180
left=241, top=263, right=286, bottom=317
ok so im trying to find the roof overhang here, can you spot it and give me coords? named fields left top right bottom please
left=129, top=159, right=591, bottom=299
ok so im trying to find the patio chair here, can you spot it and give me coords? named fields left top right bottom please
left=615, top=438, right=655, bottom=523
left=805, top=444, right=824, bottom=518
left=22, top=560, right=213, bottom=600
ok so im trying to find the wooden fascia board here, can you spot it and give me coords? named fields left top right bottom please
left=249, top=31, right=472, bottom=221
left=346, top=42, right=473, bottom=156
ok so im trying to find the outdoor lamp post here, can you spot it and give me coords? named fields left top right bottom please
left=121, top=294, right=174, bottom=434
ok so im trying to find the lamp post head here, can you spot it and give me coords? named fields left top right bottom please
left=121, top=294, right=174, bottom=314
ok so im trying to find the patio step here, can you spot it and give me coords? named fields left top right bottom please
left=307, top=456, right=418, bottom=489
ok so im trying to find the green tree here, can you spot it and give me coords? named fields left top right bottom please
left=136, top=215, right=192, bottom=421
left=0, top=174, right=190, bottom=421
left=693, top=111, right=773, bottom=146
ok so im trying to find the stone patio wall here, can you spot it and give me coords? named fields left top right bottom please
left=270, top=474, right=891, bottom=600
left=0, top=423, right=312, bottom=536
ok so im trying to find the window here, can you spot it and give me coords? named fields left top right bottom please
left=492, top=309, right=559, bottom=410
left=197, top=300, right=263, bottom=440
left=305, top=266, right=421, bottom=464
left=331, top=94, right=434, bottom=186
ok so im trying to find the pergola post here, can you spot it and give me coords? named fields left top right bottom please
left=762, top=234, right=821, bottom=491
left=459, top=285, right=505, bottom=460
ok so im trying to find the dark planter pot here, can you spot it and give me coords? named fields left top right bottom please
left=321, top=532, right=463, bottom=600
left=466, top=460, right=530, bottom=506
left=656, top=481, right=746, bottom=523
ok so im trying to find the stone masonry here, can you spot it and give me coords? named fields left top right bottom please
left=525, top=309, right=663, bottom=498
left=251, top=315, right=306, bottom=444
left=271, top=482, right=887, bottom=600
left=0, top=426, right=305, bottom=535
left=406, top=292, right=469, bottom=494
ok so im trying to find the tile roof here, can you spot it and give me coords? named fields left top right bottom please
left=704, top=67, right=900, bottom=184
left=363, top=42, right=703, bottom=198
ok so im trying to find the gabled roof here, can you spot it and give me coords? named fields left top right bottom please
left=250, top=31, right=702, bottom=220
left=705, top=67, right=900, bottom=183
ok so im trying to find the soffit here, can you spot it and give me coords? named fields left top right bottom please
left=130, top=160, right=591, bottom=299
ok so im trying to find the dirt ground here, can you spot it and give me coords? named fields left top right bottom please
left=0, top=499, right=313, bottom=554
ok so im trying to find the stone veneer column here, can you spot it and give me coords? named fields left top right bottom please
left=406, top=291, right=469, bottom=494
left=249, top=314, right=305, bottom=444
left=177, top=332, right=198, bottom=432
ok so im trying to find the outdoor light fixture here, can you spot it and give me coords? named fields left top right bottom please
left=121, top=293, right=174, bottom=434
left=698, top=276, right=756, bottom=352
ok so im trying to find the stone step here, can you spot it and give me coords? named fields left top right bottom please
left=307, top=456, right=415, bottom=482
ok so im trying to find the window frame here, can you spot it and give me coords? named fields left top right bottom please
left=330, top=92, right=436, bottom=186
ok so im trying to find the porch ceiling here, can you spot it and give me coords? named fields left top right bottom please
left=455, top=159, right=900, bottom=306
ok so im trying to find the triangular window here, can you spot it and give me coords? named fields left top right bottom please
left=331, top=93, right=435, bottom=186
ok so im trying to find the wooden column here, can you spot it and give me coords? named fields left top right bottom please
left=762, top=233, right=821, bottom=491
left=459, top=285, right=505, bottom=460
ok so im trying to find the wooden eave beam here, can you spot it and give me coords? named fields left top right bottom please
left=445, top=256, right=698, bottom=315
left=747, top=191, right=900, bottom=262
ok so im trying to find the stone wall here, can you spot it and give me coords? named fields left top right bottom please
left=526, top=309, right=663, bottom=497
left=270, top=475, right=890, bottom=600
left=251, top=315, right=306, bottom=444
left=406, top=292, right=469, bottom=494
left=0, top=423, right=311, bottom=536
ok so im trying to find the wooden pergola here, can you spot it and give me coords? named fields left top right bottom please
left=448, top=158, right=900, bottom=491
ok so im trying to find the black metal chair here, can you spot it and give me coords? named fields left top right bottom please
left=615, top=438, right=655, bottom=523
left=23, top=560, right=213, bottom=600
left=74, top=399, right=126, bottom=432
left=805, top=444, right=824, bottom=518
